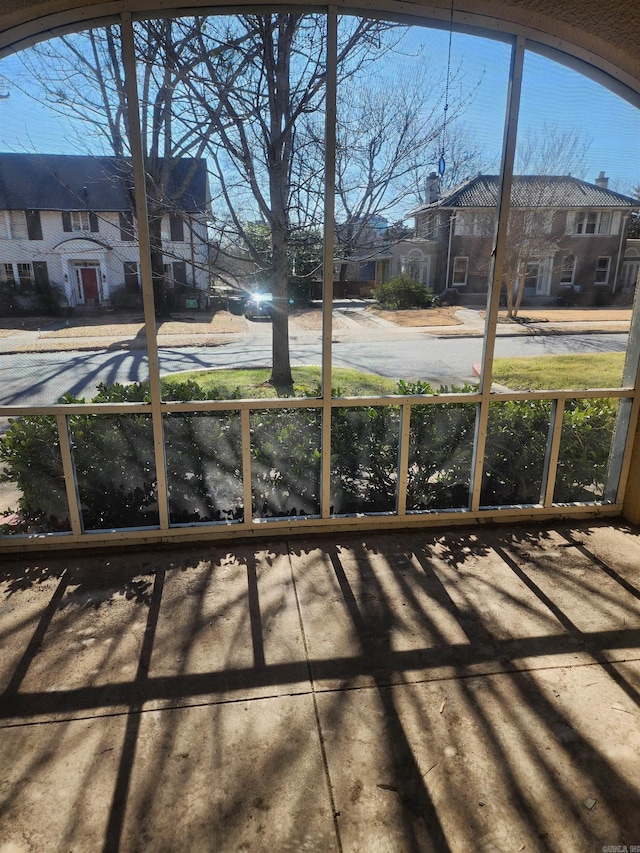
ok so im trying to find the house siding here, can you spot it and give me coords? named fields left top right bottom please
left=0, top=208, right=209, bottom=307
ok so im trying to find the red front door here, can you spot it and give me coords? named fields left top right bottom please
left=81, top=268, right=99, bottom=303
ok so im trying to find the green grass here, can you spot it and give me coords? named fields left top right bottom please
left=161, top=366, right=399, bottom=397
left=491, top=353, right=625, bottom=390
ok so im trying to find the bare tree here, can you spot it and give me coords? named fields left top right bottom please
left=327, top=64, right=481, bottom=284
left=16, top=14, right=428, bottom=384
left=15, top=22, right=217, bottom=313
left=501, top=126, right=592, bottom=317
left=177, top=13, right=399, bottom=387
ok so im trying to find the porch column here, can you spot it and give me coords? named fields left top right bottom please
left=623, top=421, right=640, bottom=522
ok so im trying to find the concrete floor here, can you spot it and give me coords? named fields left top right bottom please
left=1, top=521, right=639, bottom=852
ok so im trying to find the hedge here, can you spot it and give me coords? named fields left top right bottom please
left=0, top=380, right=617, bottom=533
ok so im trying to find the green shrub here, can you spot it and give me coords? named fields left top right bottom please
left=373, top=275, right=439, bottom=310
left=0, top=380, right=619, bottom=533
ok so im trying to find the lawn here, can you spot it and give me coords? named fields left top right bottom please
left=162, top=365, right=399, bottom=397
left=491, top=353, right=626, bottom=390
left=163, top=354, right=626, bottom=396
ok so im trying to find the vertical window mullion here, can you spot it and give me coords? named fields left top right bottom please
left=56, top=413, right=83, bottom=535
left=542, top=398, right=565, bottom=507
left=321, top=6, right=337, bottom=519
left=120, top=12, right=170, bottom=530
left=396, top=402, right=411, bottom=517
left=608, top=295, right=640, bottom=502
left=241, top=408, right=253, bottom=523
left=470, top=35, right=526, bottom=512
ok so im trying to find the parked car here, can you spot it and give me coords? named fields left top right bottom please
left=244, top=293, right=273, bottom=320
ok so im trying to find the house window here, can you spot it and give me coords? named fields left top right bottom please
left=560, top=255, right=576, bottom=284
left=454, top=211, right=495, bottom=237
left=119, top=211, right=136, bottom=241
left=598, top=211, right=612, bottom=234
left=418, top=213, right=438, bottom=238
left=526, top=211, right=552, bottom=234
left=9, top=211, right=28, bottom=239
left=71, top=211, right=91, bottom=232
left=575, top=211, right=613, bottom=235
left=2, top=262, right=14, bottom=283
left=63, top=210, right=98, bottom=233
left=163, top=214, right=185, bottom=242
left=17, top=262, right=33, bottom=288
left=595, top=256, right=611, bottom=284
left=452, top=256, right=468, bottom=286
left=455, top=212, right=473, bottom=236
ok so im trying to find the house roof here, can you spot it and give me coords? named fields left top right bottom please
left=0, top=153, right=208, bottom=212
left=409, top=174, right=640, bottom=215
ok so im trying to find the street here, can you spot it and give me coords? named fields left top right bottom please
left=0, top=329, right=629, bottom=406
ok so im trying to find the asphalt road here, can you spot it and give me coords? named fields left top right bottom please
left=0, top=330, right=629, bottom=406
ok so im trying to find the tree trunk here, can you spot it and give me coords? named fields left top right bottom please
left=505, top=281, right=514, bottom=319
left=148, top=214, right=167, bottom=316
left=267, top=15, right=294, bottom=391
left=269, top=222, right=293, bottom=389
left=513, top=268, right=526, bottom=318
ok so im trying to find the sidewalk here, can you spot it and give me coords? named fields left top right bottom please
left=0, top=307, right=631, bottom=354
left=1, top=522, right=639, bottom=850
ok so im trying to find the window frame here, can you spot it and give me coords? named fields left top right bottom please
left=16, top=261, right=33, bottom=288
left=1, top=9, right=640, bottom=552
left=71, top=210, right=91, bottom=232
left=575, top=210, right=613, bottom=235
left=560, top=254, right=576, bottom=284
left=594, top=255, right=611, bottom=285
left=452, top=255, right=468, bottom=286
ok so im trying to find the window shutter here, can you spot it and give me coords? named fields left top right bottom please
left=26, top=210, right=43, bottom=241
left=565, top=211, right=575, bottom=235
left=124, top=261, right=139, bottom=291
left=89, top=212, right=99, bottom=233
left=62, top=211, right=72, bottom=232
left=169, top=215, right=184, bottom=242
left=119, top=211, right=135, bottom=241
left=33, top=261, right=50, bottom=288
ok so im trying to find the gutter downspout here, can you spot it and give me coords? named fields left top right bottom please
left=444, top=211, right=455, bottom=290
left=613, top=212, right=629, bottom=294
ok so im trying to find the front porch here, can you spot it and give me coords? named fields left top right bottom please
left=1, top=521, right=638, bottom=851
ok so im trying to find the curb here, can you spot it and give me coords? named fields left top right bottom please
left=433, top=327, right=629, bottom=340
left=0, top=325, right=629, bottom=355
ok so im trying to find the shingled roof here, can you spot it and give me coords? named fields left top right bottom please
left=409, top=174, right=640, bottom=215
left=0, top=153, right=208, bottom=212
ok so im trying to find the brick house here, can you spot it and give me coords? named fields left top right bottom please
left=349, top=171, right=639, bottom=303
left=393, top=171, right=640, bottom=303
left=0, top=152, right=210, bottom=310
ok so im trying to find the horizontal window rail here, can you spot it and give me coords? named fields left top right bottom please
left=0, top=385, right=634, bottom=419
left=0, top=387, right=628, bottom=550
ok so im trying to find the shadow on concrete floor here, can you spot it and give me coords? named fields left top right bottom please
left=1, top=520, right=639, bottom=851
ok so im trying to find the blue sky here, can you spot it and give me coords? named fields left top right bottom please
left=0, top=18, right=638, bottom=194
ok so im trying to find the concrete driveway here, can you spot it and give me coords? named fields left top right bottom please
left=1, top=521, right=639, bottom=851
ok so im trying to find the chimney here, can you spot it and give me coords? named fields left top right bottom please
left=595, top=170, right=609, bottom=189
left=426, top=171, right=440, bottom=203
